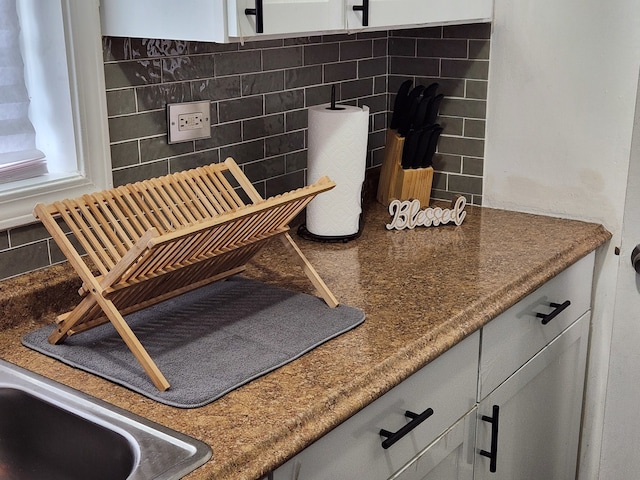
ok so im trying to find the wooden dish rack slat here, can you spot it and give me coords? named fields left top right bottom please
left=34, top=158, right=337, bottom=391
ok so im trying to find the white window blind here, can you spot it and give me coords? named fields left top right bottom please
left=0, top=0, right=46, bottom=184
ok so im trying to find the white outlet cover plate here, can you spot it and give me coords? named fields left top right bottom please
left=167, top=101, right=212, bottom=144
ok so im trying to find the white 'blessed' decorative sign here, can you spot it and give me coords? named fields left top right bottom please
left=386, top=196, right=467, bottom=230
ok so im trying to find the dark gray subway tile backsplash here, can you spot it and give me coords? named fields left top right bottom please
left=0, top=24, right=490, bottom=280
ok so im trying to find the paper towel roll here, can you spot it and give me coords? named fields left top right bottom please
left=306, top=103, right=369, bottom=237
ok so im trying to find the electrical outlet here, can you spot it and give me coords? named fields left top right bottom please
left=167, top=101, right=211, bottom=144
left=179, top=112, right=204, bottom=130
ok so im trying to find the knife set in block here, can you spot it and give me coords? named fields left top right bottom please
left=377, top=79, right=443, bottom=206
left=377, top=129, right=434, bottom=206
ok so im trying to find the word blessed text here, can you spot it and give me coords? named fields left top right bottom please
left=386, top=196, right=467, bottom=230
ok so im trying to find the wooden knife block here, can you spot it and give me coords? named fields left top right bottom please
left=377, top=129, right=433, bottom=207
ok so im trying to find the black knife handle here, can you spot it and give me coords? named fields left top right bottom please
left=353, top=0, right=369, bottom=26
left=422, top=125, right=442, bottom=168
left=398, top=86, right=425, bottom=136
left=410, top=126, right=432, bottom=169
left=401, top=129, right=420, bottom=169
left=424, top=82, right=439, bottom=98
left=245, top=0, right=264, bottom=33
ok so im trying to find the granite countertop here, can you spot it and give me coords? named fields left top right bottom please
left=0, top=202, right=611, bottom=479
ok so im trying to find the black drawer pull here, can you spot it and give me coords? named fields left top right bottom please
left=245, top=0, right=264, bottom=33
left=480, top=405, right=500, bottom=472
left=352, top=0, right=370, bottom=26
left=379, top=407, right=433, bottom=449
left=536, top=300, right=571, bottom=325
left=632, top=244, right=640, bottom=274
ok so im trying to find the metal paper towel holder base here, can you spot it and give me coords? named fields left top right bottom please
left=297, top=216, right=363, bottom=243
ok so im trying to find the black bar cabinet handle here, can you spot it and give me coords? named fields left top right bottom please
left=536, top=300, right=571, bottom=325
left=352, top=0, right=369, bottom=26
left=632, top=244, right=640, bottom=274
left=379, top=407, right=433, bottom=449
left=480, top=405, right=500, bottom=473
left=245, top=0, right=264, bottom=33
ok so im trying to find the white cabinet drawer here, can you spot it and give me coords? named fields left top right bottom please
left=478, top=253, right=594, bottom=400
left=273, top=331, right=479, bottom=480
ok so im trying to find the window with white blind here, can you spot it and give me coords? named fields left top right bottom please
left=0, top=0, right=46, bottom=183
left=0, top=0, right=111, bottom=229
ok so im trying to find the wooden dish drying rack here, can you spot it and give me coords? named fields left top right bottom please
left=33, top=158, right=337, bottom=391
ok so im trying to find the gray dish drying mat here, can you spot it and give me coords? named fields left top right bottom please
left=22, top=276, right=365, bottom=408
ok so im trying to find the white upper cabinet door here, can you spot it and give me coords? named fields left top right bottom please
left=345, top=0, right=493, bottom=31
left=100, top=0, right=228, bottom=42
left=228, top=0, right=345, bottom=38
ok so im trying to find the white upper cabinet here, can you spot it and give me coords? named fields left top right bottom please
left=100, top=0, right=228, bottom=42
left=100, top=0, right=493, bottom=42
left=227, top=0, right=344, bottom=38
left=345, top=0, right=493, bottom=30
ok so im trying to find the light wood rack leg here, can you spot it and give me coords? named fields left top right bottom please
left=96, top=294, right=170, bottom=391
left=49, top=294, right=99, bottom=343
left=280, top=233, right=338, bottom=308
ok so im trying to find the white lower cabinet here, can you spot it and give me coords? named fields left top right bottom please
left=272, top=332, right=479, bottom=480
left=272, top=253, right=594, bottom=480
left=474, top=312, right=589, bottom=480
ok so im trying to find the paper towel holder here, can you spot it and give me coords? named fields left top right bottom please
left=302, top=90, right=367, bottom=243
left=327, top=85, right=345, bottom=111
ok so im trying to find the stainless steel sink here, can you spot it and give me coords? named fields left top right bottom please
left=0, top=359, right=211, bottom=479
